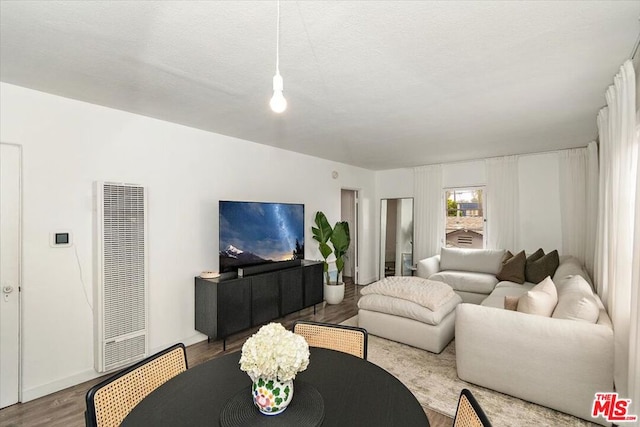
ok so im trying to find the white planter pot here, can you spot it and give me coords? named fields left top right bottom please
left=324, top=282, right=345, bottom=305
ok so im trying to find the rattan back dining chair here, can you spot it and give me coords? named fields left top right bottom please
left=292, top=320, right=368, bottom=359
left=85, top=343, right=188, bottom=427
left=453, top=388, right=493, bottom=427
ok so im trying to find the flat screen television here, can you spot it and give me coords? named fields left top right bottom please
left=219, top=200, right=305, bottom=273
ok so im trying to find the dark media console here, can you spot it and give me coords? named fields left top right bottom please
left=195, top=260, right=323, bottom=349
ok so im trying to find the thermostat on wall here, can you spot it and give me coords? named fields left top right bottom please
left=50, top=231, right=72, bottom=248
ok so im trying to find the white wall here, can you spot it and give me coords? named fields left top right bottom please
left=375, top=154, right=567, bottom=257
left=442, top=160, right=486, bottom=188
left=0, top=83, right=376, bottom=401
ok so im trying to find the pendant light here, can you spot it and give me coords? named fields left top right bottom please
left=270, top=0, right=287, bottom=113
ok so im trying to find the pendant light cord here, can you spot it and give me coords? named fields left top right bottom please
left=275, top=0, right=281, bottom=75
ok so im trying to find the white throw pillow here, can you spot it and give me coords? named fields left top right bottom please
left=517, top=276, right=558, bottom=317
left=552, top=275, right=600, bottom=323
left=555, top=274, right=592, bottom=294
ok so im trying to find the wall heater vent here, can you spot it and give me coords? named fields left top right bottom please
left=94, top=182, right=148, bottom=373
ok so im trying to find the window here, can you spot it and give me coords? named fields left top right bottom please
left=445, top=188, right=485, bottom=249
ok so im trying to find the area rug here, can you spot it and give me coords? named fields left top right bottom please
left=341, top=316, right=600, bottom=427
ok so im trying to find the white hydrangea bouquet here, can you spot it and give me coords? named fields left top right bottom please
left=239, top=322, right=310, bottom=382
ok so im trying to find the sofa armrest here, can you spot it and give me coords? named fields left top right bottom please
left=455, top=303, right=613, bottom=425
left=416, top=255, right=440, bottom=279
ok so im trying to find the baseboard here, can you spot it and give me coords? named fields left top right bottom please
left=358, top=276, right=378, bottom=285
left=21, top=333, right=210, bottom=403
left=176, top=332, right=208, bottom=349
left=22, top=369, right=102, bottom=403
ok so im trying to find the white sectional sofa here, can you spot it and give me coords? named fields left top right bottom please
left=416, top=247, right=614, bottom=426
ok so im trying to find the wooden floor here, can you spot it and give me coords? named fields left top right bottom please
left=0, top=280, right=452, bottom=427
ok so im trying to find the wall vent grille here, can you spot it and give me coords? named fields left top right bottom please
left=457, top=235, right=474, bottom=246
left=95, top=182, right=148, bottom=373
left=104, top=334, right=147, bottom=370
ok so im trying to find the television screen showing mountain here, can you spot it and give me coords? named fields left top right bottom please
left=219, top=201, right=305, bottom=273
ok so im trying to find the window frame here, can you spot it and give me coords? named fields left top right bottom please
left=443, top=186, right=487, bottom=249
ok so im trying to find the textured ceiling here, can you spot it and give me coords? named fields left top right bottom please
left=1, top=1, right=639, bottom=170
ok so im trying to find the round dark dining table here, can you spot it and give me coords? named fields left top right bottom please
left=121, top=347, right=429, bottom=426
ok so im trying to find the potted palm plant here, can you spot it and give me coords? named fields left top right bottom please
left=312, top=211, right=351, bottom=304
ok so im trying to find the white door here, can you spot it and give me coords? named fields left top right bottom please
left=0, top=143, right=21, bottom=408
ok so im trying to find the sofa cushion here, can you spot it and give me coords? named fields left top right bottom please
left=496, top=250, right=526, bottom=284
left=516, top=276, right=558, bottom=317
left=495, top=280, right=536, bottom=289
left=481, top=284, right=532, bottom=308
left=524, top=248, right=544, bottom=282
left=552, top=275, right=600, bottom=323
left=553, top=256, right=593, bottom=288
left=439, top=247, right=506, bottom=275
left=429, top=271, right=498, bottom=294
left=357, top=293, right=462, bottom=326
left=526, top=250, right=560, bottom=284
left=360, top=276, right=456, bottom=311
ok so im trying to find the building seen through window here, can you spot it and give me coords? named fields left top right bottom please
left=445, top=188, right=485, bottom=249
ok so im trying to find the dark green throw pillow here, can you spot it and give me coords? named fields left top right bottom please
left=496, top=250, right=526, bottom=284
left=524, top=248, right=545, bottom=283
left=526, top=250, right=560, bottom=284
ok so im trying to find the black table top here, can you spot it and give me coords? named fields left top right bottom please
left=121, top=347, right=429, bottom=427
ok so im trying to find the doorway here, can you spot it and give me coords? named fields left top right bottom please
left=0, top=143, right=21, bottom=408
left=340, top=189, right=358, bottom=284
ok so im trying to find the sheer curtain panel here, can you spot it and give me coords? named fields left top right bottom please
left=629, top=111, right=640, bottom=421
left=558, top=145, right=598, bottom=276
left=485, top=156, right=519, bottom=252
left=593, top=60, right=637, bottom=410
left=558, top=148, right=587, bottom=265
left=413, top=165, right=443, bottom=262
left=585, top=142, right=599, bottom=278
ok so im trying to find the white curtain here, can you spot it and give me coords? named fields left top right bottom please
left=557, top=143, right=599, bottom=276
left=593, top=60, right=638, bottom=412
left=485, top=156, right=519, bottom=252
left=413, top=164, right=443, bottom=261
left=585, top=142, right=599, bottom=278
left=629, top=110, right=640, bottom=422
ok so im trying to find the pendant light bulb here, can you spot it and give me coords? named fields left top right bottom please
left=270, top=72, right=287, bottom=113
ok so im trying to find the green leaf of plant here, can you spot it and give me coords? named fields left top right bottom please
left=312, top=212, right=333, bottom=246
left=330, top=221, right=351, bottom=276
left=319, top=242, right=332, bottom=259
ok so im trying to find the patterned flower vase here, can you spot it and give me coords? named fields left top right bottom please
left=251, top=377, right=294, bottom=415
